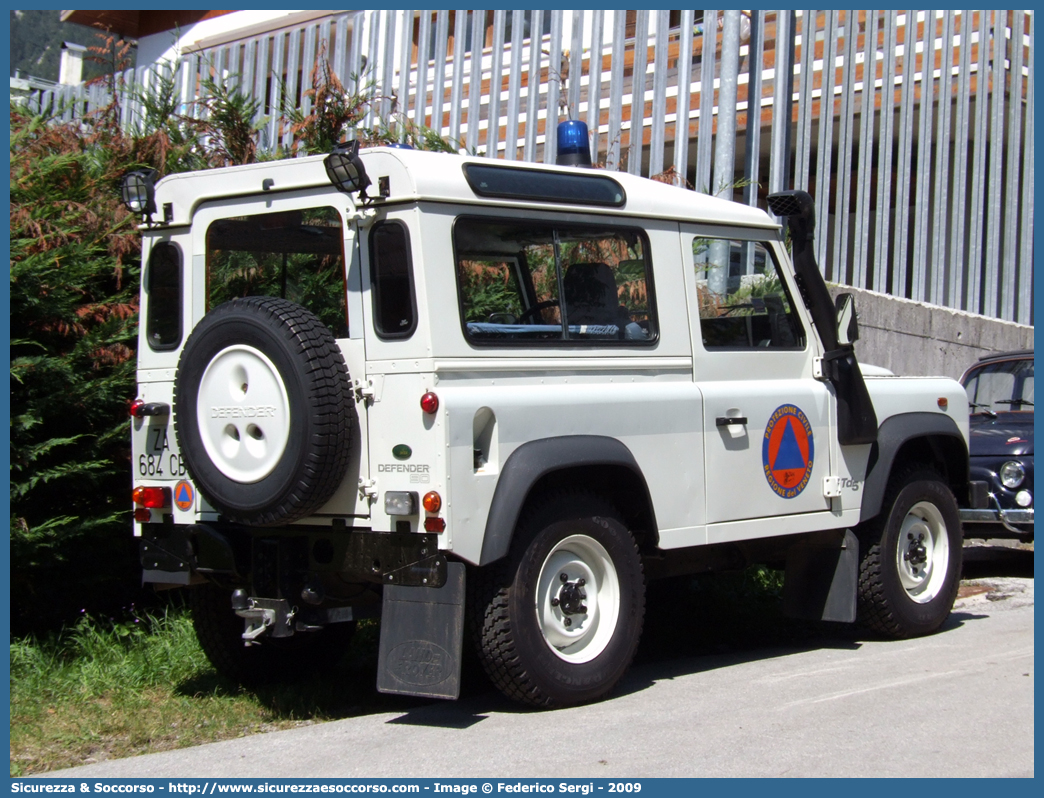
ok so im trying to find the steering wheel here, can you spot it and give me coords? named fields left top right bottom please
left=517, top=299, right=559, bottom=323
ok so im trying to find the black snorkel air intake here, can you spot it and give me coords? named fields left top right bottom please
left=767, top=190, right=878, bottom=446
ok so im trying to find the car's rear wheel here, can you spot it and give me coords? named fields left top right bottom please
left=470, top=490, right=645, bottom=707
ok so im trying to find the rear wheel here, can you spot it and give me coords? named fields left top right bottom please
left=189, top=583, right=355, bottom=684
left=856, top=467, right=962, bottom=638
left=470, top=490, right=645, bottom=707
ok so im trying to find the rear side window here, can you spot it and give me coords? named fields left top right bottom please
left=370, top=222, right=417, bottom=339
left=145, top=241, right=182, bottom=350
left=206, top=207, right=348, bottom=337
left=454, top=217, right=656, bottom=345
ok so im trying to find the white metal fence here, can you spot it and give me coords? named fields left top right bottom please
left=27, top=10, right=1034, bottom=325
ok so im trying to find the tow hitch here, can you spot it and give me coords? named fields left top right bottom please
left=231, top=591, right=295, bottom=642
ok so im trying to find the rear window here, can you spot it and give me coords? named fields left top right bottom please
left=145, top=241, right=182, bottom=350
left=369, top=221, right=417, bottom=339
left=206, top=207, right=348, bottom=337
left=454, top=217, right=656, bottom=345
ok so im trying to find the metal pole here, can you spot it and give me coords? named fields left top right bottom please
left=586, top=11, right=605, bottom=162
left=695, top=10, right=718, bottom=194
left=713, top=10, right=741, bottom=198
left=1017, top=11, right=1034, bottom=324
left=744, top=10, right=764, bottom=206
left=768, top=11, right=795, bottom=206
left=607, top=11, right=626, bottom=170
left=673, top=10, right=695, bottom=183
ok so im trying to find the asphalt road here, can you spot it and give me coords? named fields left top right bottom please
left=42, top=544, right=1034, bottom=778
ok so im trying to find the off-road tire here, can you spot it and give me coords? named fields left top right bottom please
left=174, top=297, right=352, bottom=526
left=856, top=466, right=962, bottom=638
left=469, top=490, right=645, bottom=707
left=189, top=582, right=355, bottom=684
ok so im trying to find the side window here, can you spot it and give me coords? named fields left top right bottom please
left=206, top=207, right=348, bottom=337
left=145, top=241, right=182, bottom=350
left=454, top=217, right=657, bottom=344
left=369, top=222, right=417, bottom=339
left=693, top=237, right=805, bottom=350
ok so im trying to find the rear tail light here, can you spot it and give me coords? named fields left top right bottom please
left=132, top=486, right=170, bottom=508
left=422, top=491, right=444, bottom=532
left=133, top=508, right=153, bottom=523
left=129, top=399, right=170, bottom=418
left=420, top=392, right=439, bottom=414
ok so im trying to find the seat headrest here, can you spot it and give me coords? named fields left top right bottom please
left=564, top=262, right=619, bottom=325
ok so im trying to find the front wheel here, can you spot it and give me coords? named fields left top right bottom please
left=856, top=468, right=962, bottom=638
left=470, top=490, right=645, bottom=707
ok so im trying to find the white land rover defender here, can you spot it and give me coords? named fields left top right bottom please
left=125, top=130, right=984, bottom=707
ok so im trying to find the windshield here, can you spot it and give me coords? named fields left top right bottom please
left=962, top=357, right=1034, bottom=412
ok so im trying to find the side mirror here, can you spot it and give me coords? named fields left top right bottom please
left=835, top=293, right=859, bottom=346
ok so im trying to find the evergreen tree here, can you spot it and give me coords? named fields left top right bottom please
left=9, top=110, right=143, bottom=633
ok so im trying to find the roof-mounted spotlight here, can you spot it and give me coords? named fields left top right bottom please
left=120, top=168, right=158, bottom=220
left=324, top=140, right=371, bottom=196
left=556, top=120, right=593, bottom=168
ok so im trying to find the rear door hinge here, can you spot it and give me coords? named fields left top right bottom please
left=353, top=378, right=376, bottom=405
left=358, top=478, right=378, bottom=502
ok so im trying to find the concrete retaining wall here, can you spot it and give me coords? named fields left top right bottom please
left=828, top=286, right=1034, bottom=381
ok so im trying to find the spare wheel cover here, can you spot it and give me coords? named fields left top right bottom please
left=196, top=344, right=292, bottom=483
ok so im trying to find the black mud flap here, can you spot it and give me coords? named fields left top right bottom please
left=783, top=529, right=858, bottom=623
left=377, top=561, right=465, bottom=700
left=141, top=528, right=194, bottom=587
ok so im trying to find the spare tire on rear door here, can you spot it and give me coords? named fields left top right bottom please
left=174, top=296, right=353, bottom=525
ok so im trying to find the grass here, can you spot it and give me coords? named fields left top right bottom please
left=9, top=608, right=394, bottom=776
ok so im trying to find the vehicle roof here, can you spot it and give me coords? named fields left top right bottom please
left=151, top=146, right=780, bottom=231
left=975, top=349, right=1034, bottom=363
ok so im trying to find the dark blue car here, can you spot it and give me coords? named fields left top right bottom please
left=958, top=350, right=1034, bottom=541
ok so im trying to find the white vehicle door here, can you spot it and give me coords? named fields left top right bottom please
left=190, top=196, right=370, bottom=520
left=682, top=228, right=835, bottom=525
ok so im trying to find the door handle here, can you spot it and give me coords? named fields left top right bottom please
left=716, top=416, right=748, bottom=426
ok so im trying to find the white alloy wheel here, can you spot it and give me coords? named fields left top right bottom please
left=535, top=534, right=621, bottom=663
left=196, top=344, right=291, bottom=483
left=895, top=500, right=950, bottom=603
